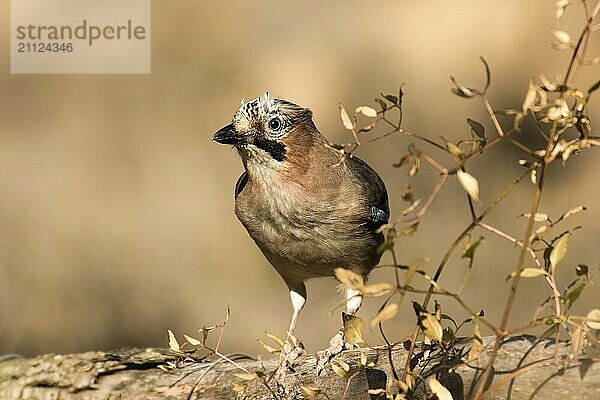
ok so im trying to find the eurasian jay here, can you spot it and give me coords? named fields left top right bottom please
left=213, top=92, right=389, bottom=371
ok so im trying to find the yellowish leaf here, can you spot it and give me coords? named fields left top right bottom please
left=421, top=313, right=443, bottom=342
left=561, top=205, right=586, bottom=220
left=235, top=372, right=257, bottom=381
left=359, top=349, right=367, bottom=367
left=371, top=303, right=399, bottom=328
left=467, top=319, right=483, bottom=362
left=551, top=28, right=571, bottom=44
left=546, top=106, right=562, bottom=120
left=183, top=334, right=201, bottom=346
left=534, top=224, right=550, bottom=236
left=362, top=282, right=393, bottom=297
left=446, top=142, right=463, bottom=158
left=428, top=377, right=453, bottom=400
left=408, top=158, right=420, bottom=176
left=521, top=268, right=548, bottom=278
left=331, top=360, right=348, bottom=378
left=231, top=383, right=247, bottom=392
left=522, top=79, right=537, bottom=112
left=405, top=373, right=415, bottom=390
left=167, top=329, right=180, bottom=352
left=355, top=106, right=378, bottom=118
left=301, top=385, right=323, bottom=397
left=570, top=325, right=584, bottom=359
left=339, top=104, right=354, bottom=130
left=550, top=234, right=570, bottom=269
left=334, top=268, right=364, bottom=289
left=265, top=332, right=285, bottom=348
left=258, top=339, right=280, bottom=354
left=586, top=309, right=600, bottom=330
left=343, top=314, right=365, bottom=345
left=520, top=213, right=549, bottom=222
left=530, top=169, right=537, bottom=184
left=457, top=169, right=481, bottom=204
left=336, top=358, right=350, bottom=371
left=539, top=73, right=557, bottom=91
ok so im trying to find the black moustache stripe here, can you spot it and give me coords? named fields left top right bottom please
left=254, top=137, right=287, bottom=162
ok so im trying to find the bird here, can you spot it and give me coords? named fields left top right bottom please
left=213, top=92, right=389, bottom=373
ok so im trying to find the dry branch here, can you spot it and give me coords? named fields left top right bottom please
left=0, top=336, right=598, bottom=399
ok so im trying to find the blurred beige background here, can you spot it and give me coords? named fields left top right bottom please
left=0, top=1, right=598, bottom=357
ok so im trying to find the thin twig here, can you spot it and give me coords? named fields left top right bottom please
left=477, top=222, right=542, bottom=268
left=482, top=95, right=505, bottom=137
left=403, top=168, right=532, bottom=379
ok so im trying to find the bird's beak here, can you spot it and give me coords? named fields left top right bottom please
left=212, top=124, right=239, bottom=145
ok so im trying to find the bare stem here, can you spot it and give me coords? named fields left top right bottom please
left=482, top=95, right=505, bottom=137
left=477, top=222, right=542, bottom=268
left=403, top=168, right=531, bottom=378
left=473, top=124, right=554, bottom=400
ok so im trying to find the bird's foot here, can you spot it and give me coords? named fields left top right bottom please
left=274, top=336, right=305, bottom=386
left=315, top=326, right=358, bottom=375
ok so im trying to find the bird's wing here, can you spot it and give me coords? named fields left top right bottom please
left=346, top=156, right=389, bottom=228
left=235, top=172, right=248, bottom=199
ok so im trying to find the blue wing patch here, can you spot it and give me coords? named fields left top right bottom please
left=369, top=206, right=389, bottom=227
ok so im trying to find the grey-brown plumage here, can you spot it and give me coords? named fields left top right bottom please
left=213, top=92, right=388, bottom=342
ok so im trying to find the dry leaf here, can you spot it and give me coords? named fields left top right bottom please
left=343, top=314, right=366, bottom=344
left=520, top=213, right=549, bottom=222
left=457, top=169, right=481, bottom=204
left=467, top=319, right=483, bottom=362
left=235, top=372, right=257, bottom=381
left=339, top=104, right=354, bottom=130
left=359, top=349, right=367, bottom=367
left=183, top=334, right=201, bottom=346
left=409, top=157, right=421, bottom=176
left=586, top=309, right=600, bottom=330
left=523, top=79, right=537, bottom=112
left=335, top=268, right=364, bottom=289
left=421, top=313, right=443, bottom=342
left=301, top=385, right=323, bottom=397
left=539, top=73, right=557, bottom=91
left=428, top=377, right=453, bottom=400
left=362, top=282, right=393, bottom=297
left=551, top=28, right=572, bottom=44
left=550, top=234, right=570, bottom=269
left=168, top=329, right=180, bottom=352
left=231, top=383, right=247, bottom=392
left=331, top=359, right=348, bottom=378
left=355, top=106, right=378, bottom=118
left=371, top=303, right=399, bottom=328
left=258, top=339, right=280, bottom=354
left=446, top=142, right=464, bottom=158
left=561, top=206, right=586, bottom=220
left=530, top=169, right=538, bottom=184
left=265, top=332, right=285, bottom=348
left=520, top=268, right=548, bottom=278
left=570, top=325, right=584, bottom=359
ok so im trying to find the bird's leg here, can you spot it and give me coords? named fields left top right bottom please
left=275, top=285, right=306, bottom=385
left=345, top=287, right=363, bottom=316
left=316, top=287, right=363, bottom=375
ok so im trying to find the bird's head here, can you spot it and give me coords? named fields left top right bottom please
left=213, top=92, right=319, bottom=166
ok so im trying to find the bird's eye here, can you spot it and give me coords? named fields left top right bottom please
left=268, top=117, right=282, bottom=131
